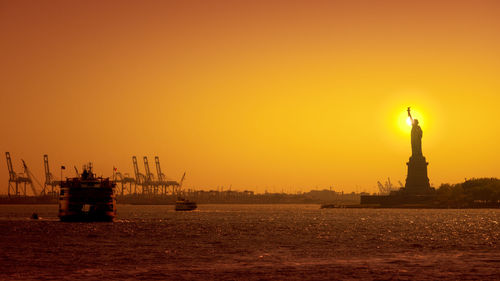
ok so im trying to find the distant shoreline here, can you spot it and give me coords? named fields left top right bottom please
left=1, top=201, right=499, bottom=209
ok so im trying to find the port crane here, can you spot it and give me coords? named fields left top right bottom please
left=154, top=156, right=166, bottom=194
left=168, top=173, right=184, bottom=195
left=5, top=152, right=38, bottom=196
left=143, top=156, right=157, bottom=194
left=132, top=156, right=146, bottom=194
left=43, top=154, right=61, bottom=196
left=377, top=177, right=400, bottom=195
left=154, top=156, right=184, bottom=195
left=175, top=172, right=186, bottom=195
left=5, top=152, right=187, bottom=198
left=155, top=156, right=174, bottom=195
left=113, top=167, right=135, bottom=195
left=22, top=159, right=44, bottom=195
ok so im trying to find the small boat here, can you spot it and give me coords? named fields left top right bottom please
left=59, top=164, right=116, bottom=222
left=320, top=203, right=345, bottom=209
left=320, top=203, right=336, bottom=209
left=175, top=198, right=197, bottom=211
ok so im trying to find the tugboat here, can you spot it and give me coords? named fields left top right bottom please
left=175, top=197, right=197, bottom=211
left=58, top=163, right=116, bottom=222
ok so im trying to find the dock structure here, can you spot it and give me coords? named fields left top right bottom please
left=128, top=155, right=185, bottom=196
left=4, top=151, right=187, bottom=198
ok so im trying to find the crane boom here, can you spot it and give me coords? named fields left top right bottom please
left=143, top=156, right=153, bottom=182
left=179, top=172, right=186, bottom=188
left=21, top=160, right=38, bottom=196
left=132, top=156, right=141, bottom=184
left=154, top=156, right=164, bottom=182
left=43, top=155, right=52, bottom=185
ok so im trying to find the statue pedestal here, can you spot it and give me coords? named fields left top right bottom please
left=404, top=155, right=432, bottom=194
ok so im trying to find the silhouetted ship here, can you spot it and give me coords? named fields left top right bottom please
left=59, top=164, right=116, bottom=222
left=175, top=198, right=197, bottom=211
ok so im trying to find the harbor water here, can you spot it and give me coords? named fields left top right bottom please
left=1, top=204, right=499, bottom=280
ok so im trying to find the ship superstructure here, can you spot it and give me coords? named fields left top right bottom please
left=59, top=163, right=116, bottom=222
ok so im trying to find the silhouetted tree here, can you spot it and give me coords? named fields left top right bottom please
left=436, top=178, right=500, bottom=207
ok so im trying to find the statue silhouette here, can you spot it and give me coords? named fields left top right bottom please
left=407, top=107, right=422, bottom=156
left=404, top=107, right=431, bottom=194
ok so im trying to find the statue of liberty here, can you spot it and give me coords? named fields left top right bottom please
left=404, top=106, right=431, bottom=194
left=407, top=107, right=422, bottom=157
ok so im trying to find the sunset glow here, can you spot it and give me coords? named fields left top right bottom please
left=3, top=2, right=500, bottom=280
left=406, top=117, right=413, bottom=127
left=1, top=0, right=500, bottom=194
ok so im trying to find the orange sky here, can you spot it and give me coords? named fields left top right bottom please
left=1, top=0, right=499, bottom=194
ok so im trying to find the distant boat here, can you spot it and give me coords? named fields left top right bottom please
left=175, top=198, right=197, bottom=211
left=59, top=164, right=116, bottom=222
left=320, top=203, right=346, bottom=209
left=320, top=203, right=336, bottom=209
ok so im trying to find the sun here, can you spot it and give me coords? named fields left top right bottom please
left=406, top=116, right=413, bottom=126
left=396, top=107, right=424, bottom=134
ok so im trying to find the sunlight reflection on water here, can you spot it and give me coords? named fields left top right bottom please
left=1, top=204, right=499, bottom=280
